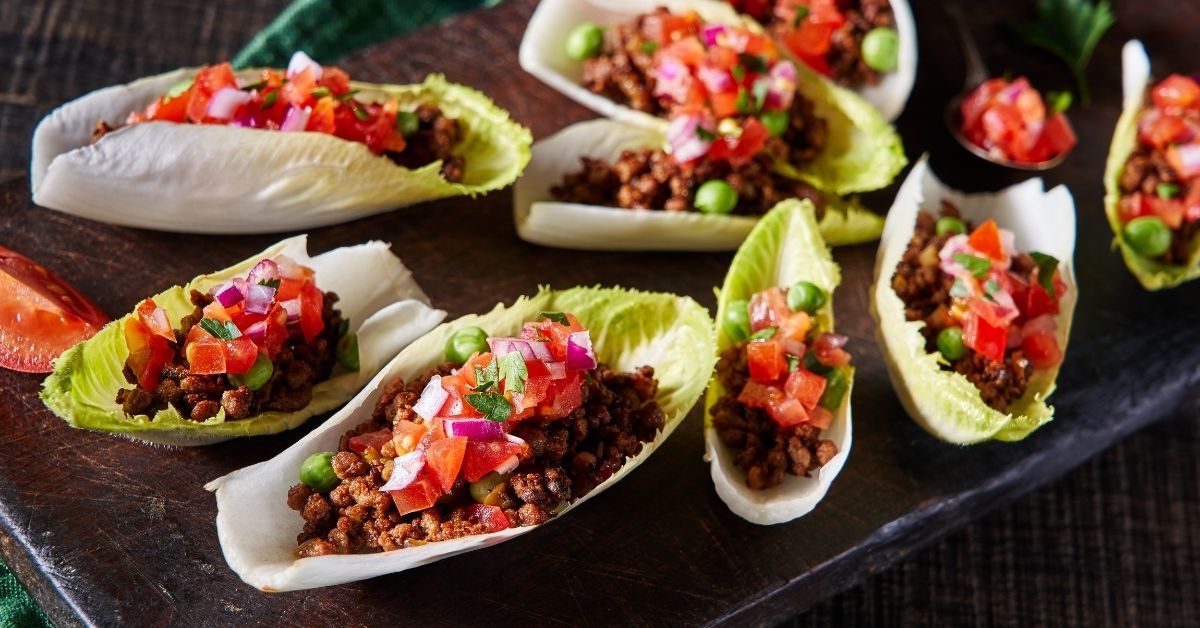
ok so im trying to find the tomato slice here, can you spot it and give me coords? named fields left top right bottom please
left=124, top=318, right=173, bottom=390
left=0, top=247, right=109, bottom=373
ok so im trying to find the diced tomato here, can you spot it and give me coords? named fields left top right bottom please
left=663, top=38, right=706, bottom=67
left=1138, top=112, right=1189, bottom=149
left=439, top=372, right=479, bottom=418
left=464, top=503, right=513, bottom=533
left=282, top=68, right=317, bottom=106
left=1024, top=276, right=1063, bottom=320
left=259, top=304, right=289, bottom=358
left=1118, top=193, right=1153, bottom=225
left=710, top=91, right=741, bottom=118
left=739, top=380, right=808, bottom=427
left=539, top=371, right=583, bottom=419
left=1152, top=74, right=1200, bottom=111
left=785, top=18, right=838, bottom=58
left=462, top=440, right=524, bottom=482
left=811, top=333, right=852, bottom=368
left=124, top=318, right=173, bottom=390
left=1186, top=181, right=1200, bottom=223
left=298, top=280, right=324, bottom=344
left=807, top=406, right=833, bottom=430
left=524, top=314, right=585, bottom=361
left=319, top=67, right=351, bottom=95
left=979, top=103, right=1025, bottom=149
left=706, top=46, right=739, bottom=71
left=202, top=300, right=231, bottom=323
left=777, top=310, right=813, bottom=342
left=747, top=340, right=786, bottom=382
left=641, top=11, right=697, bottom=43
left=784, top=368, right=827, bottom=411
left=1033, top=113, right=1077, bottom=161
left=223, top=336, right=258, bottom=375
left=135, top=298, right=174, bottom=341
left=967, top=219, right=1005, bottom=261
left=424, top=436, right=468, bottom=493
left=519, top=360, right=553, bottom=408
left=185, top=63, right=238, bottom=123
left=1022, top=331, right=1062, bottom=370
left=747, top=286, right=789, bottom=332
left=1167, top=144, right=1200, bottom=179
left=962, top=310, right=1006, bottom=362
left=185, top=332, right=226, bottom=375
left=348, top=429, right=392, bottom=454
left=709, top=117, right=770, bottom=166
left=960, top=79, right=1005, bottom=130
left=392, top=420, right=428, bottom=453
left=390, top=472, right=442, bottom=516
left=1147, top=195, right=1186, bottom=229
left=148, top=91, right=190, bottom=123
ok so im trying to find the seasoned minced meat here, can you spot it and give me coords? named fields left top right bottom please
left=290, top=364, right=665, bottom=555
left=1119, top=142, right=1199, bottom=265
left=889, top=204, right=1033, bottom=410
left=114, top=288, right=344, bottom=420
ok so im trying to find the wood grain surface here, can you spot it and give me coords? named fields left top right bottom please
left=1, top=0, right=1199, bottom=626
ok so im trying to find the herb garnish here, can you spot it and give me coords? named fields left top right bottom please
left=262, top=90, right=278, bottom=110
left=735, top=87, right=751, bottom=114
left=1029, top=252, right=1060, bottom=298
left=1046, top=90, right=1073, bottom=114
left=353, top=106, right=370, bottom=121
left=539, top=311, right=570, bottom=326
left=466, top=392, right=512, bottom=422
left=738, top=53, right=768, bottom=73
left=750, top=326, right=777, bottom=341
left=732, top=64, right=746, bottom=82
left=752, top=80, right=770, bottom=111
left=786, top=354, right=801, bottom=372
left=1007, top=0, right=1114, bottom=104
left=337, top=89, right=361, bottom=102
left=310, top=87, right=331, bottom=99
left=199, top=318, right=241, bottom=340
left=1156, top=182, right=1181, bottom=199
left=258, top=278, right=281, bottom=289
left=792, top=5, right=810, bottom=27
left=473, top=358, right=499, bottom=393
left=164, top=78, right=194, bottom=103
left=641, top=40, right=658, bottom=55
left=497, top=351, right=528, bottom=394
left=240, top=80, right=267, bottom=92
left=695, top=126, right=717, bottom=141
left=953, top=253, right=992, bottom=279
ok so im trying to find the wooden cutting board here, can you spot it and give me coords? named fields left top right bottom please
left=1, top=0, right=1198, bottom=625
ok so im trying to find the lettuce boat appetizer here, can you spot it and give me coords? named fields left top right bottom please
left=704, top=200, right=851, bottom=524
left=1104, top=40, right=1200, bottom=289
left=724, top=0, right=917, bottom=121
left=206, top=286, right=714, bottom=591
left=31, top=52, right=531, bottom=234
left=519, top=0, right=905, bottom=197
left=871, top=158, right=1077, bottom=443
left=514, top=118, right=884, bottom=250
left=41, top=236, right=445, bottom=446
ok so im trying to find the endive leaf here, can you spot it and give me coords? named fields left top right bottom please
left=704, top=199, right=852, bottom=525
left=206, top=286, right=715, bottom=591
left=1102, top=40, right=1200, bottom=290
left=40, top=236, right=446, bottom=446
left=513, top=119, right=884, bottom=251
left=31, top=72, right=531, bottom=234
left=870, top=157, right=1078, bottom=443
left=519, top=0, right=906, bottom=195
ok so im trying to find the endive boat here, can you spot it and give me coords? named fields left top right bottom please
left=41, top=235, right=444, bottom=446
left=704, top=199, right=852, bottom=524
left=871, top=158, right=1077, bottom=443
left=206, top=286, right=714, bottom=591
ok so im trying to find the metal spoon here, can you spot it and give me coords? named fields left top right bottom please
left=943, top=4, right=1070, bottom=171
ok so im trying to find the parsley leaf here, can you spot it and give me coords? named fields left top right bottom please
left=792, top=5, right=810, bottom=27
left=257, top=278, right=281, bottom=289
left=695, top=126, right=717, bottom=141
left=310, top=86, right=331, bottom=99
left=1007, top=0, right=1114, bottom=104
left=497, top=351, right=528, bottom=394
left=199, top=318, right=241, bottom=341
left=732, top=64, right=746, bottom=82
left=750, top=326, right=777, bottom=341
left=473, top=359, right=499, bottom=393
left=1046, top=90, right=1073, bottom=114
left=738, top=53, right=768, bottom=74
left=1156, top=182, right=1181, bottom=199
left=752, top=80, right=770, bottom=112
left=539, top=311, right=570, bottom=326
left=786, top=354, right=801, bottom=372
left=1029, top=252, right=1060, bottom=298
left=953, top=253, right=992, bottom=279
left=353, top=106, right=370, bottom=121
left=641, top=40, right=658, bottom=54
left=466, top=392, right=512, bottom=422
left=164, top=78, right=193, bottom=103
left=262, top=90, right=278, bottom=110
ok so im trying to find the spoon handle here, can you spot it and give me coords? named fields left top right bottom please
left=946, top=3, right=989, bottom=90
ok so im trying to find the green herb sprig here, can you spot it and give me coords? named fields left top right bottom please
left=1007, top=0, right=1115, bottom=104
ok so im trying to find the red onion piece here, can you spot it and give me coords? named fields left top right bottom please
left=815, top=333, right=849, bottom=350
left=379, top=450, right=425, bottom=492
left=492, top=455, right=519, bottom=475
left=698, top=65, right=734, bottom=93
left=413, top=375, right=449, bottom=421
left=701, top=24, right=726, bottom=46
left=206, top=87, right=252, bottom=120
left=566, top=331, right=597, bottom=370
left=545, top=361, right=567, bottom=380
left=1172, top=144, right=1200, bottom=178
left=783, top=338, right=806, bottom=357
left=244, top=321, right=267, bottom=343
left=281, top=106, right=311, bottom=132
left=666, top=114, right=713, bottom=163
left=286, top=50, right=323, bottom=81
left=273, top=255, right=307, bottom=280
left=763, top=61, right=797, bottom=110
left=280, top=298, right=301, bottom=321
left=505, top=433, right=526, bottom=446
left=487, top=337, right=537, bottom=360
left=653, top=57, right=693, bottom=103
left=247, top=259, right=279, bottom=285
left=244, top=283, right=276, bottom=316
left=1021, top=314, right=1057, bottom=340
left=212, top=281, right=245, bottom=308
left=528, top=341, right=553, bottom=362
left=443, top=419, right=505, bottom=440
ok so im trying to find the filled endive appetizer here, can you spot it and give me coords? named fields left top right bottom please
left=520, top=0, right=905, bottom=197
left=872, top=158, right=1077, bottom=443
left=31, top=52, right=531, bottom=233
left=724, top=0, right=917, bottom=120
left=513, top=119, right=884, bottom=250
left=1105, top=40, right=1200, bottom=289
left=41, top=236, right=445, bottom=446
left=206, top=287, right=714, bottom=591
left=705, top=200, right=851, bottom=524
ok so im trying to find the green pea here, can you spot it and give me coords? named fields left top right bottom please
left=787, top=281, right=826, bottom=313
left=396, top=111, right=419, bottom=137
left=760, top=110, right=790, bottom=137
left=818, top=367, right=850, bottom=411
left=1123, top=216, right=1172, bottom=258
left=566, top=23, right=605, bottom=60
left=936, top=216, right=967, bottom=237
left=694, top=179, right=739, bottom=214
left=228, top=353, right=273, bottom=391
left=445, top=326, right=490, bottom=364
left=300, top=451, right=339, bottom=493
left=724, top=300, right=751, bottom=342
left=937, top=326, right=966, bottom=361
left=336, top=332, right=359, bottom=371
left=862, top=27, right=900, bottom=73
left=469, top=471, right=511, bottom=504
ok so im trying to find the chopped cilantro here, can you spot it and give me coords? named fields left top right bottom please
left=164, top=78, right=193, bottom=103
left=199, top=318, right=241, bottom=341
left=465, top=392, right=512, bottom=422
left=752, top=80, right=770, bottom=111
left=258, top=278, right=281, bottom=289
left=641, top=40, right=658, bottom=54
left=695, top=126, right=717, bottom=141
left=750, top=326, right=777, bottom=341
left=262, top=90, right=278, bottom=110
left=737, top=53, right=768, bottom=73
left=310, top=87, right=331, bottom=99
left=735, top=87, right=751, bottom=114
left=353, top=106, right=370, bottom=122
left=497, top=351, right=528, bottom=394
left=786, top=354, right=801, bottom=372
left=1029, top=251, right=1060, bottom=298
left=239, top=79, right=267, bottom=92
left=473, top=359, right=499, bottom=393
left=1046, top=90, right=1073, bottom=114
left=538, top=311, right=570, bottom=325
left=1156, top=182, right=1181, bottom=199
left=732, top=65, right=746, bottom=82
left=953, top=253, right=991, bottom=279
left=337, top=89, right=361, bottom=102
left=792, top=5, right=810, bottom=26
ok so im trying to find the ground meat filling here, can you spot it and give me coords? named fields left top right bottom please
left=745, top=0, right=896, bottom=87
left=290, top=364, right=665, bottom=556
left=552, top=148, right=825, bottom=216
left=92, top=103, right=465, bottom=183
left=710, top=343, right=837, bottom=490
left=890, top=204, right=1032, bottom=410
left=114, top=289, right=343, bottom=421
left=1119, top=143, right=1199, bottom=265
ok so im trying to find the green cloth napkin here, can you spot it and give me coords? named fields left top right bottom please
left=3, top=1, right=496, bottom=624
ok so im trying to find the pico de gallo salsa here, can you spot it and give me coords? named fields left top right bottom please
left=959, top=77, right=1078, bottom=165
left=115, top=255, right=353, bottom=421
left=98, top=52, right=466, bottom=182
left=1117, top=73, right=1200, bottom=264
left=711, top=283, right=849, bottom=490
left=288, top=312, right=665, bottom=555
left=891, top=203, right=1069, bottom=410
left=728, top=0, right=901, bottom=87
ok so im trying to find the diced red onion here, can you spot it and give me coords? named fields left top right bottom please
left=286, top=50, right=323, bottom=80
left=273, top=255, right=307, bottom=280
left=244, top=283, right=276, bottom=316
left=545, top=361, right=567, bottom=380
left=666, top=114, right=713, bottom=163
left=443, top=418, right=506, bottom=440
left=280, top=298, right=301, bottom=321
left=783, top=338, right=806, bottom=357
left=566, top=331, right=597, bottom=370
left=815, top=333, right=849, bottom=350
left=1172, top=144, right=1200, bottom=178
left=1021, top=314, right=1057, bottom=340
left=653, top=57, right=693, bottom=103
left=487, top=337, right=537, bottom=360
left=698, top=65, right=734, bottom=93
left=492, top=455, right=519, bottom=475
left=280, top=106, right=311, bottom=132
left=763, top=61, right=797, bottom=110
left=244, top=321, right=267, bottom=343
left=701, top=24, right=726, bottom=46
left=247, top=258, right=279, bottom=285
left=379, top=450, right=425, bottom=492
left=528, top=341, right=553, bottom=362
left=413, top=375, right=449, bottom=421
left=212, top=281, right=245, bottom=307
left=206, top=87, right=252, bottom=120
left=505, top=433, right=526, bottom=447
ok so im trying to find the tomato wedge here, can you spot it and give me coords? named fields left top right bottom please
left=0, top=246, right=109, bottom=373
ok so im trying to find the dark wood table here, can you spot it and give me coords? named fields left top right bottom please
left=1, top=0, right=1199, bottom=626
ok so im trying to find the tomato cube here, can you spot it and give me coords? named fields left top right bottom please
left=747, top=340, right=785, bottom=382
left=462, top=440, right=523, bottom=482
left=540, top=371, right=583, bottom=419
left=963, top=310, right=1007, bottom=362
left=390, top=473, right=442, bottom=516
left=424, top=436, right=468, bottom=493
left=465, top=504, right=513, bottom=533
left=784, top=368, right=827, bottom=411
left=1021, top=331, right=1063, bottom=370
left=124, top=318, right=173, bottom=390
left=223, top=336, right=259, bottom=375
left=1152, top=74, right=1200, bottom=110
left=748, top=286, right=789, bottom=332
left=136, top=298, right=175, bottom=341
left=298, top=280, right=325, bottom=344
left=392, top=420, right=428, bottom=453
left=968, top=219, right=1005, bottom=261
left=348, top=429, right=392, bottom=454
